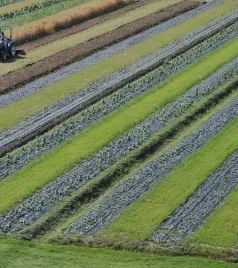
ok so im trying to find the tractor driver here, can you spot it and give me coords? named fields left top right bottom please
left=0, top=31, right=4, bottom=41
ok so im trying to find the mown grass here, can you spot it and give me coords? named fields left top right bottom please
left=2, top=0, right=238, bottom=77
left=98, top=105, right=238, bottom=240
left=187, top=179, right=238, bottom=248
left=1, top=8, right=238, bottom=132
left=0, top=38, right=237, bottom=213
left=1, top=235, right=237, bottom=268
left=0, top=0, right=182, bottom=75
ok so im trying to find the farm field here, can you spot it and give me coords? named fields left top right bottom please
left=1, top=0, right=238, bottom=267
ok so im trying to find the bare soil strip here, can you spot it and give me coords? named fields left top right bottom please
left=0, top=0, right=200, bottom=94
left=0, top=10, right=236, bottom=157
left=152, top=149, right=238, bottom=244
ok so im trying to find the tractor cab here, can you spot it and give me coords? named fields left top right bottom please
left=0, top=25, right=26, bottom=61
left=0, top=26, right=16, bottom=60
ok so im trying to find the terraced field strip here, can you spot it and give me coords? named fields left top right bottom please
left=187, top=175, right=238, bottom=249
left=1, top=9, right=237, bottom=156
left=0, top=0, right=184, bottom=75
left=0, top=41, right=238, bottom=233
left=64, top=93, right=238, bottom=235
left=1, top=0, right=236, bottom=77
left=1, top=24, right=236, bottom=181
left=151, top=146, right=238, bottom=244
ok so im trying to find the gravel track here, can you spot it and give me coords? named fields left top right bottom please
left=0, top=1, right=217, bottom=108
left=64, top=95, right=238, bottom=235
left=1, top=57, right=238, bottom=234
left=152, top=149, right=238, bottom=244
left=1, top=8, right=237, bottom=157
left=1, top=23, right=237, bottom=180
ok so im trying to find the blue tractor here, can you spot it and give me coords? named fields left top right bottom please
left=0, top=26, right=26, bottom=61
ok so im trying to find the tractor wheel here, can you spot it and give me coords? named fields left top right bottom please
left=2, top=53, right=7, bottom=61
left=10, top=46, right=16, bottom=57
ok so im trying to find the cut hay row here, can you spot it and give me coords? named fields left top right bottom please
left=64, top=93, right=238, bottom=235
left=152, top=147, right=238, bottom=244
left=1, top=22, right=236, bottom=180
left=1, top=0, right=233, bottom=78
left=0, top=41, right=238, bottom=233
left=1, top=9, right=237, bottom=156
left=12, top=0, right=132, bottom=43
left=0, top=0, right=204, bottom=108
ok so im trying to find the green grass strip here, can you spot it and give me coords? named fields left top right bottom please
left=0, top=37, right=237, bottom=213
left=2, top=0, right=93, bottom=26
left=187, top=178, right=238, bottom=248
left=1, top=235, right=236, bottom=268
left=98, top=108, right=238, bottom=241
left=0, top=0, right=44, bottom=13
left=0, top=0, right=182, bottom=75
left=0, top=1, right=238, bottom=132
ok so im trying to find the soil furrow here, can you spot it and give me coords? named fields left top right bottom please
left=64, top=95, right=238, bottom=235
left=0, top=9, right=236, bottom=157
left=152, top=149, right=238, bottom=244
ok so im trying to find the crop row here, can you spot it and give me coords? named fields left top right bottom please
left=1, top=2, right=215, bottom=108
left=1, top=54, right=238, bottom=233
left=64, top=94, right=238, bottom=235
left=1, top=8, right=237, bottom=157
left=152, top=148, right=238, bottom=244
left=0, top=0, right=67, bottom=20
left=1, top=21, right=236, bottom=180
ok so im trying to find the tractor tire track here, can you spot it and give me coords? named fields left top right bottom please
left=64, top=95, right=238, bottom=235
left=0, top=8, right=237, bottom=157
left=0, top=23, right=236, bottom=180
left=0, top=58, right=238, bottom=234
left=152, top=149, right=238, bottom=244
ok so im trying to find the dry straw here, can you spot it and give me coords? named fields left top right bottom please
left=14, top=0, right=131, bottom=44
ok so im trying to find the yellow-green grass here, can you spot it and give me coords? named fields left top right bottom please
left=98, top=108, right=238, bottom=241
left=0, top=0, right=182, bottom=75
left=1, top=6, right=238, bottom=132
left=1, top=235, right=237, bottom=268
left=0, top=39, right=237, bottom=214
left=187, top=180, right=238, bottom=249
left=0, top=0, right=44, bottom=13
